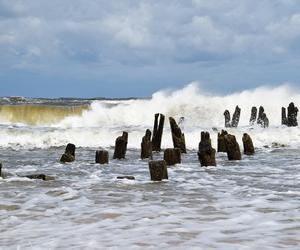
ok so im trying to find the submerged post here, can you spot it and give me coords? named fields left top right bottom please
left=60, top=143, right=76, bottom=163
left=113, top=132, right=128, bottom=159
left=96, top=150, right=109, bottom=164
left=163, top=148, right=181, bottom=166
left=198, top=131, right=216, bottom=167
left=141, top=129, right=153, bottom=159
left=149, top=160, right=168, bottom=181
left=152, top=113, right=165, bottom=152
left=169, top=117, right=186, bottom=153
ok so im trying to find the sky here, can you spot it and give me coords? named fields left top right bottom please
left=1, top=0, right=300, bottom=98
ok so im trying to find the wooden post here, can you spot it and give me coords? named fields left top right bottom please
left=169, top=117, right=186, bottom=153
left=224, top=110, right=231, bottom=128
left=231, top=106, right=241, bottom=127
left=198, top=131, right=216, bottom=167
left=287, top=102, right=298, bottom=127
left=224, top=134, right=241, bottom=160
left=249, top=107, right=257, bottom=125
left=149, top=160, right=168, bottom=181
left=152, top=113, right=165, bottom=152
left=96, top=150, right=109, bottom=164
left=113, top=132, right=128, bottom=159
left=141, top=129, right=153, bottom=159
left=242, top=133, right=255, bottom=155
left=60, top=143, right=75, bottom=163
left=217, top=130, right=228, bottom=152
left=163, top=148, right=181, bottom=166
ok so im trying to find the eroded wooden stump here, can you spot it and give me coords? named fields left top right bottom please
left=257, top=106, right=269, bottom=128
left=152, top=113, right=165, bottom=152
left=163, top=148, right=181, bottom=166
left=287, top=102, right=298, bottom=127
left=141, top=129, right=153, bottom=159
left=169, top=117, right=186, bottom=153
left=242, top=133, right=255, bottom=155
left=113, top=132, right=128, bottom=159
left=217, top=130, right=228, bottom=152
left=149, top=160, right=168, bottom=181
left=60, top=143, right=75, bottom=163
left=231, top=106, right=241, bottom=127
left=198, top=131, right=216, bottom=167
left=282, top=107, right=288, bottom=126
left=250, top=107, right=257, bottom=125
left=224, top=134, right=241, bottom=160
left=96, top=150, right=109, bottom=164
left=224, top=110, right=231, bottom=128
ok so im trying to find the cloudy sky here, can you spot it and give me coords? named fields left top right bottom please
left=0, top=0, right=300, bottom=97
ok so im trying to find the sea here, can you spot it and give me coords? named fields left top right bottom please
left=0, top=83, right=300, bottom=250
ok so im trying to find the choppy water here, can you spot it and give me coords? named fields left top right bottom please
left=0, top=84, right=300, bottom=249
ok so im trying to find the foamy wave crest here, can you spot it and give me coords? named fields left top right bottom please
left=57, top=82, right=300, bottom=128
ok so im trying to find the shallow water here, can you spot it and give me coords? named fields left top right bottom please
left=1, top=147, right=299, bottom=250
left=1, top=86, right=300, bottom=249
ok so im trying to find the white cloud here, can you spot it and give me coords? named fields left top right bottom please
left=1, top=0, right=300, bottom=71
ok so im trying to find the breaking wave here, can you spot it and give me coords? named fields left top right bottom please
left=0, top=82, right=299, bottom=149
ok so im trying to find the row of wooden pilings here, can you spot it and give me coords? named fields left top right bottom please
left=57, top=113, right=254, bottom=182
left=224, top=102, right=298, bottom=128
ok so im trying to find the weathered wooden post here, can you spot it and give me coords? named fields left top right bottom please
left=249, top=107, right=257, bottom=125
left=231, top=106, right=241, bottom=127
left=242, top=133, right=255, bottom=155
left=257, top=106, right=269, bottom=128
left=198, top=131, right=216, bottom=167
left=149, top=160, right=168, bottom=181
left=282, top=107, right=288, bottom=126
left=0, top=162, right=2, bottom=177
left=96, top=150, right=109, bottom=164
left=217, top=130, right=228, bottom=152
left=152, top=113, right=165, bottom=152
left=141, top=129, right=153, bottom=159
left=169, top=117, right=186, bottom=153
left=287, top=102, right=298, bottom=127
left=60, top=143, right=75, bottom=163
left=113, top=132, right=128, bottom=159
left=224, top=134, right=241, bottom=160
left=163, top=148, right=181, bottom=166
left=224, top=110, right=231, bottom=128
